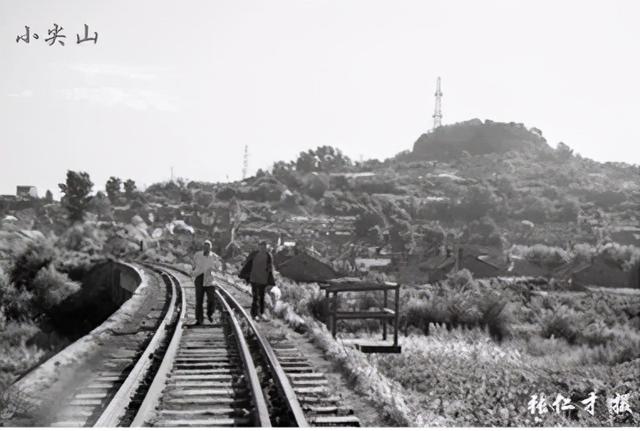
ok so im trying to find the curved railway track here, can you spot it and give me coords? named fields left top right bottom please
left=50, top=262, right=359, bottom=427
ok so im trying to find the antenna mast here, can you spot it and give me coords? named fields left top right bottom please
left=242, top=145, right=249, bottom=179
left=432, top=77, right=443, bottom=130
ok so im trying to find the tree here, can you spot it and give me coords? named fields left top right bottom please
left=303, top=173, right=330, bottom=200
left=58, top=170, right=94, bottom=222
left=296, top=151, right=317, bottom=173
left=87, top=191, right=113, bottom=220
left=463, top=216, right=503, bottom=248
left=105, top=176, right=122, bottom=203
left=420, top=224, right=446, bottom=253
left=272, top=161, right=303, bottom=189
left=216, top=187, right=236, bottom=201
left=555, top=142, right=574, bottom=161
left=295, top=146, right=352, bottom=173
left=354, top=210, right=385, bottom=240
left=195, top=191, right=215, bottom=208
left=124, top=179, right=137, bottom=200
left=456, top=184, right=499, bottom=221
left=44, top=190, right=54, bottom=203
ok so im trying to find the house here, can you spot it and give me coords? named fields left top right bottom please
left=415, top=244, right=509, bottom=282
left=418, top=254, right=456, bottom=282
left=551, top=260, right=593, bottom=282
left=462, top=253, right=509, bottom=278
left=275, top=250, right=338, bottom=283
left=573, top=255, right=639, bottom=288
left=16, top=185, right=38, bottom=199
left=508, top=256, right=550, bottom=277
left=609, top=226, right=640, bottom=247
left=354, top=257, right=392, bottom=272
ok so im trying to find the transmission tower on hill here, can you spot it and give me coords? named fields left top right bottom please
left=432, top=76, right=443, bottom=130
left=242, top=144, right=249, bottom=179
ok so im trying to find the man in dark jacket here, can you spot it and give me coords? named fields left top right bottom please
left=239, top=240, right=275, bottom=321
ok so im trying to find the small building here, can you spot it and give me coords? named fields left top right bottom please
left=16, top=186, right=38, bottom=199
left=609, top=226, right=640, bottom=247
left=461, top=253, right=508, bottom=278
left=419, top=254, right=456, bottom=282
left=508, top=256, right=551, bottom=278
left=275, top=250, right=337, bottom=283
left=574, top=256, right=639, bottom=288
left=415, top=244, right=509, bottom=282
left=355, top=257, right=392, bottom=272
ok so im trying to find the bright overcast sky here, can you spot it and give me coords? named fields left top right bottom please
left=1, top=0, right=639, bottom=197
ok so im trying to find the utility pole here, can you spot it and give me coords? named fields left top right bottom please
left=432, top=76, right=443, bottom=130
left=242, top=145, right=249, bottom=180
left=170, top=166, right=174, bottom=182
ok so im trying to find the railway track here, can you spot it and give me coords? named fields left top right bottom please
left=49, top=266, right=175, bottom=427
left=50, top=262, right=359, bottom=427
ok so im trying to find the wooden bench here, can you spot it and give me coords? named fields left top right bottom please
left=319, top=279, right=401, bottom=353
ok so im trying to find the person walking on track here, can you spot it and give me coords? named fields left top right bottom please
left=192, top=239, right=221, bottom=325
left=239, top=240, right=275, bottom=321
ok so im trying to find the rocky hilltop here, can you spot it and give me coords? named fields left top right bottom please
left=412, top=119, right=552, bottom=161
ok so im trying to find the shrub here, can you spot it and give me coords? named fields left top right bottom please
left=10, top=239, right=58, bottom=289
left=303, top=173, right=330, bottom=200
left=400, top=271, right=512, bottom=341
left=476, top=290, right=511, bottom=340
left=510, top=244, right=569, bottom=270
left=0, top=318, right=43, bottom=393
left=31, top=264, right=80, bottom=312
left=538, top=304, right=580, bottom=344
left=463, top=216, right=503, bottom=247
left=354, top=211, right=385, bottom=239
left=216, top=187, right=236, bottom=201
left=57, top=222, right=106, bottom=254
left=0, top=268, right=34, bottom=322
left=599, top=243, right=640, bottom=271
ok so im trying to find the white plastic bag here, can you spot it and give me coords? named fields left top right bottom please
left=269, top=285, right=282, bottom=303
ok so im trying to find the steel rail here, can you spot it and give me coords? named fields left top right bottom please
left=214, top=290, right=272, bottom=427
left=129, top=270, right=186, bottom=426
left=143, top=261, right=308, bottom=427
left=217, top=285, right=309, bottom=427
left=93, top=269, right=178, bottom=427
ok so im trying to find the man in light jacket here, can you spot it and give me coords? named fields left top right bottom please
left=192, top=239, right=221, bottom=325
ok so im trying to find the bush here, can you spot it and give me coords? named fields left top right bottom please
left=0, top=267, right=34, bottom=322
left=599, top=243, right=640, bottom=271
left=57, top=222, right=106, bottom=254
left=510, top=244, right=569, bottom=270
left=10, top=239, right=58, bottom=289
left=463, top=216, right=503, bottom=248
left=31, top=264, right=80, bottom=312
left=355, top=180, right=405, bottom=195
left=538, top=304, right=580, bottom=344
left=476, top=290, right=510, bottom=340
left=400, top=271, right=512, bottom=341
left=354, top=210, right=385, bottom=240
left=0, top=318, right=43, bottom=393
left=216, top=187, right=236, bottom=201
left=303, top=173, right=330, bottom=200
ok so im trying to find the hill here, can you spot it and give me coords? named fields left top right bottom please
left=2, top=120, right=639, bottom=286
left=412, top=119, right=552, bottom=161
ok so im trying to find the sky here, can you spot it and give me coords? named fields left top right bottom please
left=1, top=0, right=639, bottom=198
